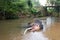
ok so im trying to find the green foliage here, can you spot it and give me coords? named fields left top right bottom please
left=31, top=8, right=37, bottom=13
left=27, top=0, right=32, bottom=8
left=5, top=11, right=19, bottom=19
left=47, top=8, right=53, bottom=13
left=0, top=0, right=32, bottom=19
left=0, top=0, right=47, bottom=19
left=48, top=0, right=60, bottom=6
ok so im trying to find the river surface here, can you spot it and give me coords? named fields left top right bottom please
left=0, top=17, right=60, bottom=40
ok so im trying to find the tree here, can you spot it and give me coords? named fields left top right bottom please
left=0, top=0, right=30, bottom=19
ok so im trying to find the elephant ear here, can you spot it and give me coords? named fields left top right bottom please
left=34, top=20, right=43, bottom=30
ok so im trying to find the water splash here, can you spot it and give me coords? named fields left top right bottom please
left=23, top=17, right=55, bottom=40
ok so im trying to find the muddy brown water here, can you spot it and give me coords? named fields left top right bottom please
left=0, top=17, right=60, bottom=40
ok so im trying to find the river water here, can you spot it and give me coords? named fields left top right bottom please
left=0, top=17, right=60, bottom=40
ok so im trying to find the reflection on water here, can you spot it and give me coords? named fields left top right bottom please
left=0, top=17, right=60, bottom=40
left=22, top=31, right=48, bottom=40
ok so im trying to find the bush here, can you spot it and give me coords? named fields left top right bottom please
left=5, top=11, right=19, bottom=19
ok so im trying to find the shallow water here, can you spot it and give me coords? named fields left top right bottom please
left=0, top=17, right=60, bottom=40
